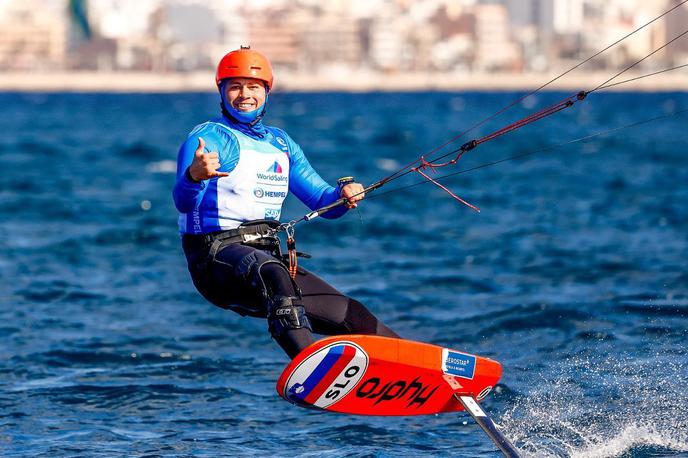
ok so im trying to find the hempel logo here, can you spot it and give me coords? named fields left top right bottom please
left=254, top=188, right=287, bottom=199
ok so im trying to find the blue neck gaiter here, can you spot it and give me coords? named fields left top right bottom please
left=220, top=80, right=268, bottom=138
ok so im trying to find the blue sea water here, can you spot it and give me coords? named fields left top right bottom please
left=0, top=89, right=687, bottom=458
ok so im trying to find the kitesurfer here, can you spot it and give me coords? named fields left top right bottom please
left=173, top=46, right=399, bottom=358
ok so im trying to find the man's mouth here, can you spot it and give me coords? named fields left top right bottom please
left=235, top=101, right=256, bottom=111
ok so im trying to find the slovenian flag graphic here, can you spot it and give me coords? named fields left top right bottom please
left=287, top=344, right=356, bottom=405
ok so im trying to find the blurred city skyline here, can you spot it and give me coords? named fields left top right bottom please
left=0, top=0, right=686, bottom=91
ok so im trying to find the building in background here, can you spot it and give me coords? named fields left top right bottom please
left=664, top=0, right=688, bottom=63
left=245, top=6, right=297, bottom=70
left=298, top=8, right=362, bottom=73
left=473, top=3, right=522, bottom=71
left=428, top=3, right=474, bottom=71
left=0, top=0, right=685, bottom=78
left=369, top=5, right=413, bottom=72
left=77, top=0, right=160, bottom=70
left=0, top=0, right=67, bottom=70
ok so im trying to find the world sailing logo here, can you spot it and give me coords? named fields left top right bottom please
left=256, top=161, right=289, bottom=183
left=257, top=161, right=288, bottom=182
left=266, top=161, right=283, bottom=174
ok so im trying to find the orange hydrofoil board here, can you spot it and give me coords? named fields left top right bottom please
left=276, top=335, right=520, bottom=457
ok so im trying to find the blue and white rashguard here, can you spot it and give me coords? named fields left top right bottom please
left=173, top=117, right=347, bottom=234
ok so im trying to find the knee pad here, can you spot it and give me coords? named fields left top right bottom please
left=235, top=250, right=292, bottom=300
left=268, top=296, right=312, bottom=338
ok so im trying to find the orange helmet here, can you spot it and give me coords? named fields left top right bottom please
left=215, top=46, right=274, bottom=90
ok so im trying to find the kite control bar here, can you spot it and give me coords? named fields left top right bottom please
left=302, top=179, right=389, bottom=222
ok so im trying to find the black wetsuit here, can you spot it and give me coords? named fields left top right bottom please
left=182, top=233, right=399, bottom=358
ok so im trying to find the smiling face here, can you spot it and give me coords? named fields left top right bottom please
left=224, top=77, right=267, bottom=112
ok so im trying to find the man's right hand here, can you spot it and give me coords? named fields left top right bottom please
left=187, top=137, right=230, bottom=182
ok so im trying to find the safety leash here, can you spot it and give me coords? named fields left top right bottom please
left=281, top=222, right=298, bottom=280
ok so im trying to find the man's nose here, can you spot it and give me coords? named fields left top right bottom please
left=239, top=86, right=250, bottom=98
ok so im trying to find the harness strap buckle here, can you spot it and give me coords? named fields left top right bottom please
left=241, top=233, right=266, bottom=243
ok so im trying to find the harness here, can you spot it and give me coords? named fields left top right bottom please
left=185, top=219, right=308, bottom=277
left=205, top=220, right=282, bottom=261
